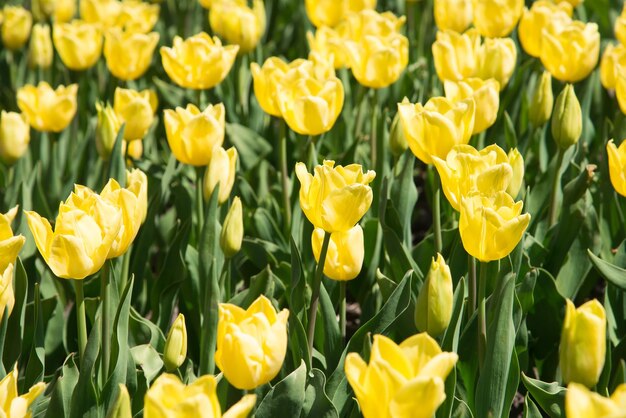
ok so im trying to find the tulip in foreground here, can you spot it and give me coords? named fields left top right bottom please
left=0, top=366, right=45, bottom=417
left=17, top=82, right=78, bottom=133
left=104, top=29, right=159, bottom=81
left=53, top=20, right=103, bottom=71
left=113, top=87, right=158, bottom=141
left=1, top=6, right=32, bottom=50
left=565, top=383, right=626, bottom=417
left=209, top=0, right=266, bottom=54
left=312, top=225, right=364, bottom=281
left=415, top=253, right=453, bottom=337
left=518, top=0, right=572, bottom=58
left=0, top=111, right=30, bottom=165
left=444, top=78, right=499, bottom=134
left=607, top=139, right=626, bottom=197
left=203, top=146, right=238, bottom=204
left=434, top=0, right=472, bottom=33
left=345, top=333, right=458, bottom=418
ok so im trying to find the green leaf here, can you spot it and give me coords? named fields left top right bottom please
left=130, top=344, right=164, bottom=384
left=256, top=360, right=307, bottom=418
left=106, top=124, right=126, bottom=186
left=319, top=283, right=342, bottom=372
left=69, top=310, right=102, bottom=418
left=226, top=123, right=273, bottom=170
left=24, top=283, right=45, bottom=390
left=523, top=394, right=543, bottom=418
left=45, top=356, right=80, bottom=418
left=588, top=249, right=626, bottom=291
left=303, top=368, right=339, bottom=418
left=521, top=373, right=566, bottom=418
left=4, top=258, right=27, bottom=369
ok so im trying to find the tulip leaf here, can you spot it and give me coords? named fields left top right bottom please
left=389, top=152, right=418, bottom=247
left=319, top=282, right=342, bottom=372
left=523, top=394, right=543, bottom=418
left=587, top=249, right=626, bottom=291
left=226, top=123, right=272, bottom=170
left=106, top=124, right=126, bottom=187
left=0, top=307, right=7, bottom=377
left=521, top=374, right=566, bottom=418
left=69, top=310, right=102, bottom=418
left=289, top=237, right=306, bottom=316
left=442, top=277, right=466, bottom=353
left=23, top=283, right=45, bottom=390
left=288, top=313, right=311, bottom=371
left=45, top=355, right=80, bottom=418
left=303, top=368, right=339, bottom=418
left=130, top=344, right=164, bottom=384
left=129, top=307, right=166, bottom=352
left=256, top=360, right=307, bottom=418
left=4, top=257, right=27, bottom=369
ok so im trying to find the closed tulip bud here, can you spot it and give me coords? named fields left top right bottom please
left=53, top=20, right=103, bottom=71
left=345, top=333, right=458, bottom=418
left=216, top=295, right=289, bottom=390
left=17, top=82, right=78, bottom=133
left=118, top=0, right=160, bottom=33
left=55, top=0, right=76, bottom=23
left=80, top=0, right=122, bottom=27
left=529, top=71, right=554, bottom=128
left=551, top=84, right=582, bottom=150
left=475, top=37, right=517, bottom=90
left=305, top=0, right=376, bottom=28
left=210, top=0, right=265, bottom=54
left=203, top=146, right=238, bottom=204
left=616, top=5, right=626, bottom=46
left=0, top=367, right=45, bottom=417
left=0, top=111, right=30, bottom=165
left=0, top=264, right=15, bottom=322
left=600, top=44, right=626, bottom=90
left=434, top=0, right=472, bottom=32
left=541, top=21, right=600, bottom=83
left=96, top=102, right=121, bottom=161
left=518, top=1, right=572, bottom=58
left=444, top=78, right=499, bottom=134
left=144, top=373, right=256, bottom=418
left=398, top=96, right=475, bottom=165
left=220, top=197, right=243, bottom=258
left=25, top=185, right=122, bottom=279
left=106, top=384, right=131, bottom=418
left=507, top=148, right=524, bottom=198
left=560, top=299, right=606, bottom=388
left=432, top=29, right=480, bottom=82
left=163, top=313, right=187, bottom=371
left=126, top=140, right=143, bottom=160
left=472, top=0, right=523, bottom=38
left=104, top=29, right=159, bottom=81
left=607, top=140, right=626, bottom=197
left=459, top=191, right=530, bottom=262
left=28, top=24, right=53, bottom=69
left=161, top=32, right=239, bottom=90
left=312, top=225, right=364, bottom=281
left=2, top=6, right=32, bottom=50
left=296, top=160, right=375, bottom=233
left=0, top=206, right=26, bottom=273
left=164, top=103, right=225, bottom=166
left=32, top=0, right=56, bottom=21
left=389, top=112, right=408, bottom=156
left=113, top=87, right=158, bottom=141
left=565, top=383, right=626, bottom=418
left=415, top=254, right=453, bottom=337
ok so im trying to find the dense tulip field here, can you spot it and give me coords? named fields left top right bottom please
left=2, top=0, right=626, bottom=416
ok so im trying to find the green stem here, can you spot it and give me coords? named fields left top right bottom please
left=307, top=231, right=331, bottom=364
left=307, top=136, right=318, bottom=169
left=196, top=166, right=205, bottom=243
left=370, top=89, right=378, bottom=168
left=477, top=261, right=487, bottom=369
left=119, top=248, right=130, bottom=295
left=100, top=262, right=110, bottom=378
left=468, top=255, right=477, bottom=316
left=220, top=259, right=231, bottom=302
left=279, top=119, right=292, bottom=234
left=353, top=85, right=366, bottom=140
left=74, top=280, right=88, bottom=362
left=339, top=281, right=346, bottom=340
left=433, top=175, right=443, bottom=254
left=548, top=148, right=565, bottom=227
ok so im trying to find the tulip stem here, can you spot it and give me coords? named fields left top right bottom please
left=370, top=89, right=378, bottom=168
left=101, top=261, right=111, bottom=379
left=339, top=282, right=347, bottom=340
left=548, top=148, right=565, bottom=227
left=74, top=280, right=88, bottom=363
left=279, top=119, right=292, bottom=234
left=477, top=262, right=487, bottom=369
left=196, top=166, right=205, bottom=243
left=307, top=231, right=331, bottom=365
left=468, top=255, right=477, bottom=316
left=433, top=175, right=443, bottom=254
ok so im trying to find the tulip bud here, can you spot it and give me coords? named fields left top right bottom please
left=389, top=112, right=408, bottom=156
left=106, top=384, right=132, bottom=418
left=163, top=313, right=187, bottom=372
left=220, top=197, right=243, bottom=258
left=203, top=146, right=238, bottom=204
left=415, top=254, right=453, bottom=337
left=126, top=140, right=143, bottom=160
left=551, top=84, right=582, bottom=150
left=1, top=6, right=32, bottom=50
left=32, top=0, right=56, bottom=21
left=529, top=71, right=553, bottom=128
left=0, top=111, right=30, bottom=165
left=507, top=148, right=524, bottom=198
left=28, top=24, right=53, bottom=69
left=96, top=102, right=121, bottom=161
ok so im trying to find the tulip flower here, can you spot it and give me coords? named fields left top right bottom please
left=203, top=146, right=238, bottom=204
left=415, top=254, right=453, bottom=337
left=339, top=9, right=406, bottom=39
left=507, top=148, right=525, bottom=198
left=295, top=160, right=375, bottom=233
left=0, top=206, right=25, bottom=275
left=113, top=87, right=158, bottom=141
left=55, top=0, right=76, bottom=23
left=95, top=102, right=121, bottom=161
left=80, top=0, right=122, bottom=28
left=397, top=96, right=475, bottom=165
left=0, top=367, right=45, bottom=417
left=53, top=20, right=103, bottom=71
left=0, top=111, right=30, bottom=165
left=1, top=6, right=32, bottom=50
left=28, top=23, right=53, bottom=69
left=518, top=1, right=572, bottom=58
left=540, top=20, right=600, bottom=83
left=600, top=43, right=626, bottom=90
left=108, top=384, right=132, bottom=418
left=220, top=197, right=243, bottom=258
left=560, top=299, right=606, bottom=388
left=0, top=264, right=15, bottom=322
left=216, top=295, right=289, bottom=390
left=144, top=373, right=257, bottom=417
left=118, top=0, right=160, bottom=33
left=432, top=29, right=480, bottom=82
left=444, top=78, right=499, bottom=134
left=552, top=84, right=582, bottom=150
left=25, top=185, right=122, bottom=279
left=17, top=82, right=78, bottom=133
left=459, top=191, right=531, bottom=262
left=565, top=383, right=626, bottom=417
left=607, top=140, right=626, bottom=197
left=164, top=103, right=225, bottom=166
left=616, top=4, right=626, bottom=46
left=472, top=0, right=523, bottom=38
left=305, top=0, right=376, bottom=28
left=125, top=140, right=143, bottom=160
left=104, top=29, right=159, bottom=81
left=307, top=27, right=348, bottom=69
left=163, top=313, right=187, bottom=372
left=345, top=333, right=458, bottom=418
left=32, top=0, right=56, bottom=21
left=434, top=0, right=472, bottom=33
left=160, top=32, right=239, bottom=90
left=312, top=225, right=364, bottom=281
left=529, top=71, right=554, bottom=128
left=209, top=0, right=266, bottom=54
left=475, top=37, right=517, bottom=90
left=389, top=112, right=408, bottom=156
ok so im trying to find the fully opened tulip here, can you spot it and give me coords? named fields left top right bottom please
left=434, top=0, right=472, bottom=33
left=566, top=383, right=626, bottom=417
left=345, top=333, right=458, bottom=418
left=221, top=197, right=243, bottom=258
left=295, top=160, right=375, bottom=233
left=475, top=37, right=517, bottom=90
left=25, top=185, right=122, bottom=279
left=0, top=264, right=15, bottom=322
left=444, top=78, right=499, bottom=134
left=0, top=206, right=25, bottom=274
left=415, top=254, right=453, bottom=337
left=210, top=0, right=266, bottom=54
left=55, top=0, right=76, bottom=22
left=17, top=82, right=78, bottom=133
left=0, top=111, right=30, bottom=165
left=53, top=20, right=103, bottom=71
left=80, top=0, right=122, bottom=27
left=459, top=191, right=530, bottom=262
left=305, top=0, right=376, bottom=28
left=397, top=96, right=475, bottom=165
left=1, top=6, right=32, bottom=50
left=104, top=29, right=159, bottom=81
left=560, top=299, right=606, bottom=388
left=144, top=373, right=256, bottom=418
left=161, top=32, right=239, bottom=90
left=529, top=71, right=554, bottom=128
left=163, top=313, right=187, bottom=372
left=518, top=1, right=572, bottom=58
left=0, top=367, right=45, bottom=417
left=607, top=140, right=626, bottom=197
left=600, top=43, right=626, bottom=90
left=113, top=87, right=158, bottom=141
left=215, top=295, right=289, bottom=390
left=203, top=146, right=238, bottom=204
left=164, top=103, right=225, bottom=166
left=28, top=23, right=53, bottom=69
left=432, top=29, right=480, bottom=82
left=472, top=0, right=523, bottom=38
left=312, top=225, right=364, bottom=281
left=118, top=0, right=160, bottom=33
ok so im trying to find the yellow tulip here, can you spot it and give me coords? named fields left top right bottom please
left=160, top=32, right=239, bottom=90
left=108, top=384, right=132, bottom=418
left=104, top=29, right=159, bottom=81
left=415, top=253, right=453, bottom=337
left=397, top=96, right=475, bottom=165
left=432, top=29, right=481, bottom=82
left=0, top=264, right=15, bottom=322
left=55, top=0, right=77, bottom=23
left=434, top=0, right=472, bottom=33
left=209, top=0, right=265, bottom=54
left=0, top=206, right=25, bottom=275
left=0, top=367, right=45, bottom=417
left=250, top=57, right=310, bottom=117
left=337, top=9, right=406, bottom=40
left=163, top=313, right=187, bottom=372
left=431, top=144, right=514, bottom=211
left=305, top=0, right=376, bottom=28
left=164, top=103, right=225, bottom=166
left=540, top=20, right=600, bottom=83
left=389, top=112, right=408, bottom=156
left=616, top=5, right=626, bottom=46
left=345, top=333, right=458, bottom=418
left=29, top=23, right=53, bottom=69
left=95, top=101, right=121, bottom=161
left=307, top=27, right=348, bottom=69
left=216, top=295, right=289, bottom=390
left=312, top=225, right=364, bottom=281
left=125, top=140, right=143, bottom=160
left=552, top=84, right=582, bottom=150
left=344, top=33, right=409, bottom=89
left=472, top=0, right=523, bottom=38
left=53, top=20, right=103, bottom=71
left=600, top=43, right=626, bottom=90
left=113, top=87, right=158, bottom=141
left=144, top=373, right=257, bottom=418
left=459, top=191, right=530, bottom=262
left=220, top=197, right=243, bottom=258
left=475, top=37, right=517, bottom=90
left=203, top=146, right=238, bottom=204
left=518, top=1, right=572, bottom=58
left=0, top=111, right=30, bottom=165
left=80, top=0, right=122, bottom=27
left=118, top=0, right=160, bottom=33
left=565, top=383, right=626, bottom=418
left=1, top=6, right=32, bottom=50
left=17, top=82, right=78, bottom=133
left=32, top=0, right=56, bottom=21
left=507, top=148, right=524, bottom=198
left=295, top=160, right=375, bottom=233
left=529, top=71, right=554, bottom=128
left=25, top=185, right=122, bottom=279
left=560, top=299, right=606, bottom=388
left=606, top=140, right=626, bottom=197
left=100, top=169, right=148, bottom=258
left=444, top=78, right=499, bottom=134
